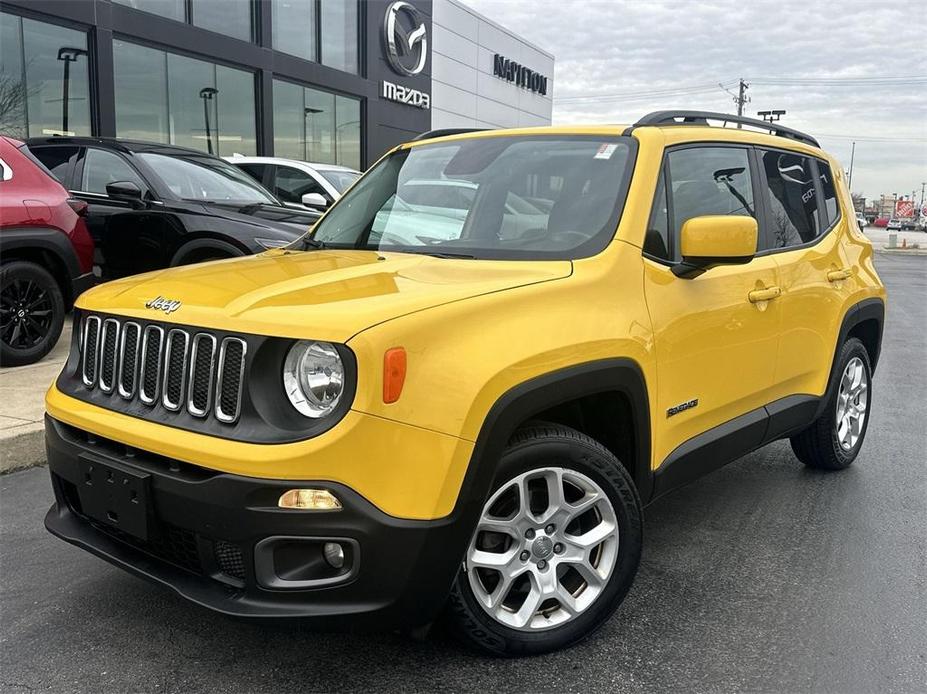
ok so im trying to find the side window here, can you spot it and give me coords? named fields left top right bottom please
left=29, top=146, right=80, bottom=187
left=273, top=166, right=328, bottom=204
left=237, top=163, right=267, bottom=185
left=82, top=149, right=146, bottom=195
left=758, top=149, right=820, bottom=249
left=644, top=166, right=670, bottom=260
left=817, top=160, right=840, bottom=229
left=666, top=147, right=755, bottom=262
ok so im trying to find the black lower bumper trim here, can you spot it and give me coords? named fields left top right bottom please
left=44, top=415, right=467, bottom=628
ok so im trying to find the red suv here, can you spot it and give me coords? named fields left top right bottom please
left=0, top=136, right=95, bottom=366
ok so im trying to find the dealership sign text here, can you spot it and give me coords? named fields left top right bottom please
left=382, top=80, right=431, bottom=109
left=492, top=54, right=548, bottom=95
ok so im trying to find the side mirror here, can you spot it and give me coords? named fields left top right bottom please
left=301, top=192, right=328, bottom=210
left=672, top=215, right=758, bottom=279
left=105, top=180, right=143, bottom=203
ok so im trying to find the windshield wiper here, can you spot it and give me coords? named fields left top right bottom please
left=422, top=251, right=476, bottom=259
left=299, top=235, right=326, bottom=250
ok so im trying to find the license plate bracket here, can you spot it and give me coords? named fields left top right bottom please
left=76, top=456, right=151, bottom=541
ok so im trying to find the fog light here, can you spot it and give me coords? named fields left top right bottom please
left=323, top=542, right=345, bottom=569
left=278, top=489, right=342, bottom=510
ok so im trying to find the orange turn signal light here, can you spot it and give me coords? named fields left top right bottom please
left=383, top=347, right=407, bottom=404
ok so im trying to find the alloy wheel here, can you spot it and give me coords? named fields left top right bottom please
left=0, top=278, right=54, bottom=351
left=835, top=356, right=868, bottom=451
left=465, top=467, right=619, bottom=632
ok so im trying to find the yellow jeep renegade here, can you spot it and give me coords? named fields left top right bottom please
left=45, top=111, right=886, bottom=656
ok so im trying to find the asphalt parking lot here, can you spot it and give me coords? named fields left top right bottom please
left=1, top=254, right=924, bottom=693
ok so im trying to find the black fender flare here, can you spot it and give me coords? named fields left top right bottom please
left=169, top=237, right=246, bottom=266
left=410, top=359, right=652, bottom=619
left=813, top=296, right=885, bottom=420
left=0, top=227, right=81, bottom=301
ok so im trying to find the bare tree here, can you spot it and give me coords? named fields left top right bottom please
left=0, top=73, right=29, bottom=138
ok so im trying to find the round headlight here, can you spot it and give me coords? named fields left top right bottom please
left=283, top=341, right=345, bottom=418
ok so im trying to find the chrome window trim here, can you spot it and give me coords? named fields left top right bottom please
left=138, top=325, right=165, bottom=405
left=161, top=329, right=190, bottom=412
left=215, top=337, right=247, bottom=424
left=81, top=315, right=101, bottom=387
left=98, top=318, right=120, bottom=393
left=117, top=322, right=142, bottom=399
left=186, top=333, right=217, bottom=418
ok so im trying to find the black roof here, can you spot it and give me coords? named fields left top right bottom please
left=24, top=136, right=217, bottom=158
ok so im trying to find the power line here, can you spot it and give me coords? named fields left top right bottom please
left=555, top=80, right=739, bottom=102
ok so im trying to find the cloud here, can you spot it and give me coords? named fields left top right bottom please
left=464, top=0, right=927, bottom=202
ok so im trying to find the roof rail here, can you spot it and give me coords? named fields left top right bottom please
left=630, top=110, right=819, bottom=148
left=411, top=128, right=488, bottom=142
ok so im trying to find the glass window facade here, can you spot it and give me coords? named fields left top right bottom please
left=320, top=0, right=358, bottom=74
left=273, top=79, right=361, bottom=170
left=191, top=0, right=252, bottom=42
left=0, top=12, right=91, bottom=138
left=114, top=40, right=256, bottom=156
left=272, top=0, right=358, bottom=74
left=272, top=0, right=316, bottom=62
left=113, top=0, right=185, bottom=22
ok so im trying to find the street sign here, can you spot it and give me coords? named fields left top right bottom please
left=895, top=200, right=915, bottom=218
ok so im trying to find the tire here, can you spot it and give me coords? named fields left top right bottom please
left=447, top=422, right=643, bottom=656
left=0, top=260, right=65, bottom=367
left=790, top=337, right=872, bottom=470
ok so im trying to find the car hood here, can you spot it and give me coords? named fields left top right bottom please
left=188, top=202, right=319, bottom=236
left=75, top=249, right=572, bottom=342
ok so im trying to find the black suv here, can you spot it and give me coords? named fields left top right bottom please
left=26, top=138, right=320, bottom=280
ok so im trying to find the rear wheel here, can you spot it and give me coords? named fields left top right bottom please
left=447, top=423, right=642, bottom=656
left=790, top=338, right=872, bottom=470
left=0, top=260, right=65, bottom=367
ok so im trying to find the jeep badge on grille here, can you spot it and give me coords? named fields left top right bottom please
left=145, top=296, right=182, bottom=314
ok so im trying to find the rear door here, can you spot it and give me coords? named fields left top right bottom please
left=643, top=144, right=782, bottom=468
left=755, top=149, right=854, bottom=410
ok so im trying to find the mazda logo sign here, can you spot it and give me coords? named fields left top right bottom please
left=383, top=1, right=428, bottom=77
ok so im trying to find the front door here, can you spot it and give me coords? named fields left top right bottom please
left=74, top=147, right=161, bottom=278
left=642, top=144, right=782, bottom=468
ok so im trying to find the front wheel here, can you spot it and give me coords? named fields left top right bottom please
left=447, top=423, right=643, bottom=656
left=790, top=337, right=872, bottom=470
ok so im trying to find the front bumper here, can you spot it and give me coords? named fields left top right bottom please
left=44, top=415, right=468, bottom=628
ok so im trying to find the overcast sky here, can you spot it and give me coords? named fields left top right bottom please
left=466, top=0, right=927, bottom=204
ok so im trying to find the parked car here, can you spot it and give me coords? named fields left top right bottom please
left=226, top=155, right=360, bottom=212
left=0, top=136, right=95, bottom=366
left=43, top=112, right=885, bottom=656
left=26, top=138, right=321, bottom=280
left=886, top=218, right=903, bottom=230
left=873, top=217, right=888, bottom=227
left=855, top=214, right=867, bottom=230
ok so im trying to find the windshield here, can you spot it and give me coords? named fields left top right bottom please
left=138, top=152, right=277, bottom=204
left=317, top=169, right=360, bottom=193
left=310, top=135, right=635, bottom=259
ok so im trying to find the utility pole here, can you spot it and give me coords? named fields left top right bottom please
left=720, top=79, right=750, bottom=126
left=847, top=142, right=856, bottom=191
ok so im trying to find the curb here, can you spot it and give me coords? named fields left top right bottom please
left=874, top=248, right=927, bottom=256
left=0, top=423, right=46, bottom=474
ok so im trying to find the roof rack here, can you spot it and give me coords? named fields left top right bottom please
left=630, top=110, right=819, bottom=148
left=411, top=128, right=488, bottom=142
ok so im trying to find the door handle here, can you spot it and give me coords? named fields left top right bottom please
left=748, top=286, right=781, bottom=303
left=827, top=268, right=852, bottom=282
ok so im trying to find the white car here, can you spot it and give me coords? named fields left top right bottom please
left=225, top=155, right=360, bottom=212
left=886, top=218, right=903, bottom=231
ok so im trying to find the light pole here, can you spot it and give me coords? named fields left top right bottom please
left=847, top=142, right=856, bottom=192
left=57, top=47, right=88, bottom=134
left=303, top=107, right=323, bottom=161
left=199, top=87, right=218, bottom=154
left=757, top=109, right=786, bottom=123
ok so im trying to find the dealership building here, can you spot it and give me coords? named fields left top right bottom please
left=0, top=0, right=554, bottom=170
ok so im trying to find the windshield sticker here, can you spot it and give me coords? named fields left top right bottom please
left=594, top=143, right=618, bottom=160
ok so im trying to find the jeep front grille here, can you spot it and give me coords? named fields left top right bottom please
left=79, top=314, right=246, bottom=424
